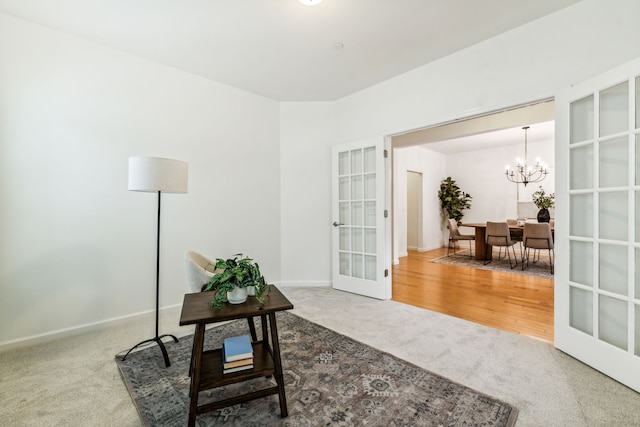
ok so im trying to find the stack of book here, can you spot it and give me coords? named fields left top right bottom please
left=222, top=334, right=254, bottom=374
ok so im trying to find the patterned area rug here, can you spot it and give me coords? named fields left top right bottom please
left=116, top=312, right=518, bottom=426
left=432, top=249, right=553, bottom=279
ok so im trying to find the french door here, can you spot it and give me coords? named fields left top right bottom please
left=555, top=56, right=640, bottom=392
left=331, top=137, right=391, bottom=300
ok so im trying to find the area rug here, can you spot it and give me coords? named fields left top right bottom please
left=432, top=249, right=553, bottom=279
left=116, top=312, right=518, bottom=426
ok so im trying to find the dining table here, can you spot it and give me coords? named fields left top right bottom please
left=460, top=222, right=554, bottom=261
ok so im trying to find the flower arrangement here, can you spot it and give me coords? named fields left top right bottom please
left=532, top=186, right=555, bottom=209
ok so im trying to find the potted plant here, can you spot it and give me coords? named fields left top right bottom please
left=438, top=177, right=472, bottom=225
left=532, top=186, right=554, bottom=223
left=203, top=254, right=270, bottom=309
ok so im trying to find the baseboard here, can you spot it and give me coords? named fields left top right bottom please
left=0, top=303, right=182, bottom=353
left=277, top=281, right=332, bottom=288
left=418, top=245, right=441, bottom=252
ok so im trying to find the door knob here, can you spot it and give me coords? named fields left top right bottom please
left=332, top=221, right=344, bottom=227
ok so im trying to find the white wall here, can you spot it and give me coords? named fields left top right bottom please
left=448, top=138, right=555, bottom=223
left=0, top=14, right=281, bottom=344
left=279, top=102, right=334, bottom=286
left=332, top=1, right=640, bottom=142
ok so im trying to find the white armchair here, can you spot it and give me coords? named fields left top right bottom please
left=184, top=251, right=219, bottom=293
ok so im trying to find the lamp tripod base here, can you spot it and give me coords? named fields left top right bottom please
left=121, top=334, right=179, bottom=367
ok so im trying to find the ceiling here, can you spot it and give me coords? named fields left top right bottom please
left=0, top=0, right=580, bottom=101
left=421, top=120, right=555, bottom=155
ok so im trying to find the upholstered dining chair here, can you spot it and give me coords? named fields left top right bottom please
left=504, top=219, right=523, bottom=258
left=447, top=218, right=475, bottom=258
left=485, top=221, right=519, bottom=268
left=506, top=218, right=523, bottom=240
left=522, top=223, right=554, bottom=274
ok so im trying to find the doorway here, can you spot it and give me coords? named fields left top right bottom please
left=406, top=171, right=422, bottom=252
left=389, top=99, right=556, bottom=339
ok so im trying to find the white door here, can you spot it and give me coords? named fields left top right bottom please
left=331, top=137, right=391, bottom=300
left=407, top=171, right=423, bottom=251
left=555, top=56, right=640, bottom=392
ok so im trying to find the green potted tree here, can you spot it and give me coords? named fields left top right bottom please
left=203, top=254, right=270, bottom=309
left=438, top=177, right=472, bottom=225
left=532, top=186, right=554, bottom=223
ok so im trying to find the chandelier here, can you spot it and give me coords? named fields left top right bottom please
left=504, top=126, right=548, bottom=186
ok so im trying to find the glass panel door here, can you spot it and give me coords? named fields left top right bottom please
left=569, top=81, right=633, bottom=350
left=332, top=137, right=390, bottom=300
left=556, top=56, right=640, bottom=393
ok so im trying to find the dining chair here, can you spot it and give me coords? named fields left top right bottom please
left=447, top=218, right=475, bottom=258
left=484, top=221, right=519, bottom=268
left=504, top=219, right=523, bottom=258
left=522, top=223, right=554, bottom=274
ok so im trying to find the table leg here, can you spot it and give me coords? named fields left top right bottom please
left=188, top=323, right=205, bottom=427
left=473, top=227, right=492, bottom=261
left=247, top=317, right=257, bottom=342
left=268, top=313, right=288, bottom=417
left=188, top=331, right=196, bottom=379
left=260, top=315, right=268, bottom=342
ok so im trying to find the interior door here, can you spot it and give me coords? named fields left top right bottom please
left=555, top=56, right=640, bottom=392
left=331, top=137, right=391, bottom=300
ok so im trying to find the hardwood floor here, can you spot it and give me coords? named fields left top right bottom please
left=392, top=248, right=554, bottom=343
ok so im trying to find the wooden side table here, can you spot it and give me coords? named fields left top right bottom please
left=179, top=285, right=294, bottom=427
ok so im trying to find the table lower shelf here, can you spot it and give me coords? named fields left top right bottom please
left=198, top=342, right=276, bottom=391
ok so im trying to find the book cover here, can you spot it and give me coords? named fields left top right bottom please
left=223, top=335, right=253, bottom=362
left=223, top=364, right=254, bottom=374
left=223, top=357, right=254, bottom=369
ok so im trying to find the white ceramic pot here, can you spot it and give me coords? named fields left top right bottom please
left=227, top=286, right=248, bottom=304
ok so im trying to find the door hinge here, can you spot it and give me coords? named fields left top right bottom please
left=384, top=209, right=388, bottom=218
left=384, top=149, right=388, bottom=158
left=384, top=269, right=389, bottom=277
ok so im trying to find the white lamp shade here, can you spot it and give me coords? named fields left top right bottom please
left=128, top=156, right=188, bottom=193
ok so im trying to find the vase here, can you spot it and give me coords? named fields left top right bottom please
left=227, top=286, right=248, bottom=304
left=537, top=208, right=550, bottom=223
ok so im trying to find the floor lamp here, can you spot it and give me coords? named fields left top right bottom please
left=122, top=156, right=188, bottom=367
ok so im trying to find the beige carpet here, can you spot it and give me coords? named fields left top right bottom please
left=1, top=286, right=640, bottom=426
